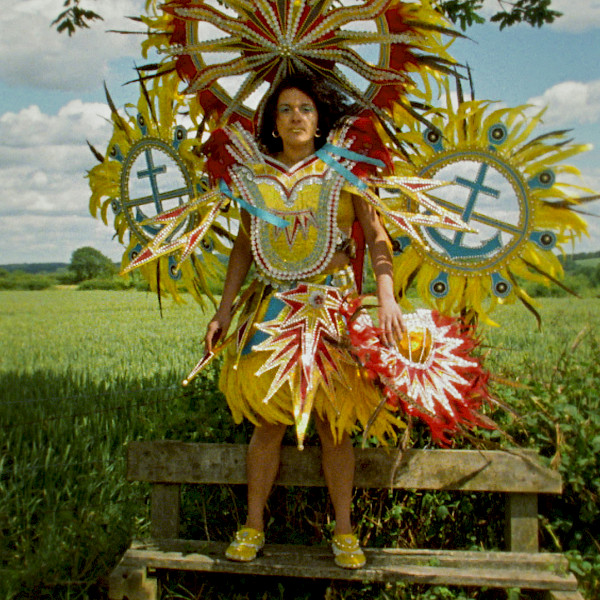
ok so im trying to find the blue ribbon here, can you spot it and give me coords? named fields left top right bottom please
left=316, top=143, right=384, bottom=191
left=316, top=149, right=367, bottom=191
left=219, top=180, right=289, bottom=228
left=318, top=143, right=385, bottom=168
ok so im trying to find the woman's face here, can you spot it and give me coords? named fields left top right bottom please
left=275, top=87, right=319, bottom=153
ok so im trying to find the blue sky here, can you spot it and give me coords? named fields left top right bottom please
left=0, top=0, right=599, bottom=264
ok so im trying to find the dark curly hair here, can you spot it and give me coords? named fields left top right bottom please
left=257, top=74, right=357, bottom=155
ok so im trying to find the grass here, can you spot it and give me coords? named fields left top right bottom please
left=1, top=290, right=599, bottom=599
left=481, top=299, right=600, bottom=378
left=0, top=290, right=215, bottom=599
left=571, top=257, right=600, bottom=268
left=0, top=290, right=210, bottom=381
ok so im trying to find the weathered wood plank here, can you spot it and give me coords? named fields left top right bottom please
left=127, top=442, right=562, bottom=494
left=544, top=591, right=585, bottom=600
left=505, top=493, right=539, bottom=553
left=131, top=539, right=570, bottom=572
left=150, top=483, right=180, bottom=539
left=118, top=540, right=578, bottom=591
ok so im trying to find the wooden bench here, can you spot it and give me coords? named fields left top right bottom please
left=108, top=441, right=583, bottom=600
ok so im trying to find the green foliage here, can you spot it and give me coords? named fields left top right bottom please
left=0, top=263, right=68, bottom=275
left=435, top=0, right=562, bottom=30
left=0, top=270, right=56, bottom=290
left=483, top=303, right=600, bottom=599
left=54, top=268, right=79, bottom=285
left=488, top=0, right=562, bottom=29
left=435, top=0, right=486, bottom=29
left=1, top=292, right=599, bottom=599
left=68, top=247, right=117, bottom=283
left=51, top=0, right=103, bottom=36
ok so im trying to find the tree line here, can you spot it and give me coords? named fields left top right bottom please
left=0, top=247, right=139, bottom=291
left=2, top=246, right=600, bottom=295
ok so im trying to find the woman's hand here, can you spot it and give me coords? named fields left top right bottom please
left=378, top=294, right=405, bottom=348
left=205, top=310, right=232, bottom=353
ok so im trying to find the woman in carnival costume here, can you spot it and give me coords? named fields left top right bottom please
left=197, top=71, right=492, bottom=568
left=204, top=73, right=405, bottom=568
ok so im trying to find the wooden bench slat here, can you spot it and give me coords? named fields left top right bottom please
left=150, top=484, right=180, bottom=539
left=127, top=441, right=562, bottom=494
left=132, top=539, right=570, bottom=571
left=118, top=540, right=578, bottom=591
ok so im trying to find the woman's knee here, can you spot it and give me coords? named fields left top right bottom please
left=315, top=416, right=347, bottom=449
left=250, top=419, right=287, bottom=447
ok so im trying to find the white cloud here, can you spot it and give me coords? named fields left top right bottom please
left=0, top=100, right=110, bottom=148
left=0, top=0, right=146, bottom=93
left=549, top=0, right=600, bottom=32
left=527, top=80, right=600, bottom=126
left=0, top=100, right=121, bottom=262
left=0, top=214, right=123, bottom=264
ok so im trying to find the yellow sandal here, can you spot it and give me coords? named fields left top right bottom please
left=332, top=533, right=366, bottom=569
left=225, top=527, right=265, bottom=562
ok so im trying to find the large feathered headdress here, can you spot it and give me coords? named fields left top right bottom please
left=141, top=0, right=461, bottom=129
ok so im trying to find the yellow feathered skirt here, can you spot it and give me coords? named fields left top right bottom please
left=219, top=267, right=401, bottom=447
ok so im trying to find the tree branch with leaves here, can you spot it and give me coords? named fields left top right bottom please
left=52, top=0, right=562, bottom=35
left=51, top=0, right=103, bottom=36
left=435, top=0, right=562, bottom=30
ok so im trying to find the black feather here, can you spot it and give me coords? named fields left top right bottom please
left=86, top=140, right=104, bottom=163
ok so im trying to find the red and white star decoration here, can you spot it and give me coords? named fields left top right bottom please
left=253, top=284, right=351, bottom=446
left=341, top=298, right=493, bottom=445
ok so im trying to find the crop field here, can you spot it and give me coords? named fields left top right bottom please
left=1, top=290, right=599, bottom=599
left=574, top=257, right=600, bottom=269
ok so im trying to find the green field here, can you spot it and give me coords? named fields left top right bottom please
left=1, top=290, right=599, bottom=599
left=572, top=257, right=600, bottom=269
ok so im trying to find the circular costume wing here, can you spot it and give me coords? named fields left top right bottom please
left=389, top=94, right=593, bottom=324
left=87, top=74, right=230, bottom=305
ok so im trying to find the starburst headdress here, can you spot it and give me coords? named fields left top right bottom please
left=141, top=0, right=461, bottom=130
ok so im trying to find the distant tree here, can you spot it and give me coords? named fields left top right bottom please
left=68, top=247, right=117, bottom=282
left=53, top=0, right=562, bottom=35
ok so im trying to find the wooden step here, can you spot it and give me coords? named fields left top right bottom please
left=118, top=539, right=579, bottom=591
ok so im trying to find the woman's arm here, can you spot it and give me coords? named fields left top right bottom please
left=352, top=196, right=404, bottom=347
left=205, top=210, right=253, bottom=352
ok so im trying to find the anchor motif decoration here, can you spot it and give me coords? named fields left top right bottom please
left=391, top=98, right=591, bottom=322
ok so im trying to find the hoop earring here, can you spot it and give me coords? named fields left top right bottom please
left=314, top=128, right=322, bottom=138
left=272, top=130, right=280, bottom=138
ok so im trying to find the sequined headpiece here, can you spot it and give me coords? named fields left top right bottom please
left=144, top=0, right=459, bottom=128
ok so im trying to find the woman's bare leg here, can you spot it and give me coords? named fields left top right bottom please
left=314, top=417, right=355, bottom=535
left=245, top=420, right=287, bottom=531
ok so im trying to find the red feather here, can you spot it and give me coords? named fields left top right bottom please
left=345, top=116, right=393, bottom=177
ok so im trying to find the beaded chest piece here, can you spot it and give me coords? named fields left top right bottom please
left=231, top=155, right=352, bottom=283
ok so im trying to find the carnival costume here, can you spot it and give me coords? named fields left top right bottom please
left=88, top=0, right=595, bottom=447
